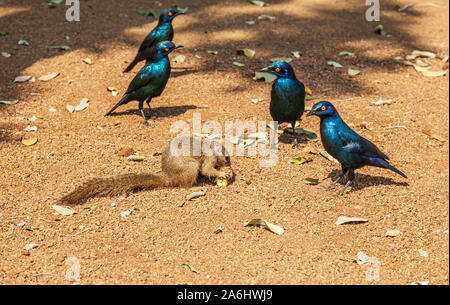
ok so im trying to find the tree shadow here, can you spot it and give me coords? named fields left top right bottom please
left=0, top=0, right=445, bottom=118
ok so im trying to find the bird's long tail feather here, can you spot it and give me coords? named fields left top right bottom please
left=123, top=58, right=138, bottom=73
left=105, top=94, right=131, bottom=116
left=60, top=173, right=166, bottom=204
left=366, top=157, right=407, bottom=178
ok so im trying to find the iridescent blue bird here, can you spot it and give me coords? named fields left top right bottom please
left=260, top=61, right=309, bottom=147
left=307, top=101, right=407, bottom=195
left=124, top=8, right=185, bottom=73
left=106, top=41, right=183, bottom=126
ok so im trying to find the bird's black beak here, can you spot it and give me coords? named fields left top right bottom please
left=174, top=44, right=184, bottom=49
left=260, top=67, right=272, bottom=73
left=306, top=110, right=315, bottom=117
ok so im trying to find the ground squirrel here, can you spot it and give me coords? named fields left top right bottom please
left=60, top=136, right=232, bottom=204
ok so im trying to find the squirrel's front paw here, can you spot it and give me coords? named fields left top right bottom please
left=217, top=167, right=233, bottom=181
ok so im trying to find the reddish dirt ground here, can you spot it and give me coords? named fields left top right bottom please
left=0, top=0, right=448, bottom=284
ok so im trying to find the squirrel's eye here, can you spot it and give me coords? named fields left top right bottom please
left=168, top=12, right=173, bottom=16
left=164, top=47, right=170, bottom=52
left=321, top=106, right=326, bottom=111
left=275, top=68, right=281, bottom=73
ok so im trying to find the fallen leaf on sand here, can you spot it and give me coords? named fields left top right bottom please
left=14, top=75, right=34, bottom=83
left=348, top=68, right=360, bottom=76
left=355, top=251, right=369, bottom=265
left=0, top=99, right=18, bottom=105
left=371, top=99, right=392, bottom=106
left=411, top=281, right=429, bottom=285
left=258, top=15, right=275, bottom=21
left=107, top=87, right=119, bottom=96
left=246, top=0, right=266, bottom=7
left=411, top=50, right=436, bottom=59
left=237, top=48, right=255, bottom=57
left=23, top=243, right=38, bottom=251
left=21, top=138, right=38, bottom=146
left=339, top=51, right=355, bottom=56
left=317, top=148, right=339, bottom=163
left=52, top=205, right=76, bottom=216
left=422, top=130, right=446, bottom=142
left=83, top=58, right=92, bottom=65
left=386, top=229, right=401, bottom=237
left=179, top=264, right=200, bottom=274
left=207, top=50, right=218, bottom=55
left=74, top=98, right=89, bottom=111
left=327, top=61, right=343, bottom=68
left=251, top=98, right=264, bottom=104
left=66, top=105, right=75, bottom=113
left=303, top=178, right=319, bottom=185
left=335, top=216, right=368, bottom=225
left=127, top=153, right=145, bottom=161
left=39, top=72, right=59, bottom=81
left=421, top=70, right=447, bottom=77
left=291, top=51, right=301, bottom=58
left=244, top=219, right=284, bottom=235
left=46, top=45, right=70, bottom=51
left=289, top=157, right=311, bottom=165
left=233, top=61, right=245, bottom=67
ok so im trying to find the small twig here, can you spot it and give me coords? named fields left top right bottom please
left=386, top=125, right=407, bottom=129
left=33, top=271, right=54, bottom=282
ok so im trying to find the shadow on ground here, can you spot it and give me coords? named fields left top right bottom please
left=0, top=0, right=443, bottom=140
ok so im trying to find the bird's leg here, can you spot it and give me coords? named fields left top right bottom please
left=328, top=168, right=347, bottom=189
left=138, top=100, right=150, bottom=127
left=337, top=170, right=354, bottom=196
left=291, top=121, right=299, bottom=148
left=146, top=98, right=157, bottom=121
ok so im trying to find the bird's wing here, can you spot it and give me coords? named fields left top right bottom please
left=138, top=33, right=157, bottom=53
left=125, top=65, right=154, bottom=94
left=338, top=126, right=389, bottom=160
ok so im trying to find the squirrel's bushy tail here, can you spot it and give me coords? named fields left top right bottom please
left=60, top=173, right=166, bottom=204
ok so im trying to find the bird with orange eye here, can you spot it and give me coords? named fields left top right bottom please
left=307, top=101, right=407, bottom=196
left=106, top=41, right=183, bottom=126
left=260, top=61, right=309, bottom=148
left=123, top=8, right=186, bottom=73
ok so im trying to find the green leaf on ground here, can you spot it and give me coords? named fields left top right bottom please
left=339, top=51, right=355, bottom=56
left=136, top=9, right=158, bottom=18
left=289, top=157, right=311, bottom=165
left=1, top=52, right=11, bottom=58
left=303, top=178, right=319, bottom=185
left=375, top=24, right=387, bottom=36
left=233, top=61, right=245, bottom=67
left=179, top=264, right=200, bottom=274
left=246, top=0, right=266, bottom=7
left=305, top=95, right=312, bottom=101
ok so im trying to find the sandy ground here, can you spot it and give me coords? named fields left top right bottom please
left=0, top=0, right=448, bottom=284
